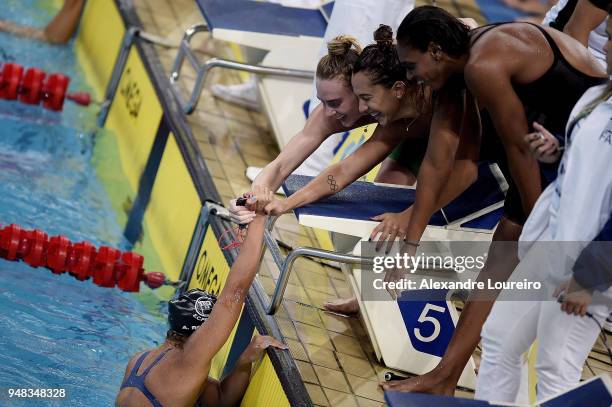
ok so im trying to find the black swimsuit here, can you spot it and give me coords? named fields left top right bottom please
left=472, top=22, right=605, bottom=224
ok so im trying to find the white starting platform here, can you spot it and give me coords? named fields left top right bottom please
left=275, top=163, right=508, bottom=390
left=172, top=0, right=334, bottom=148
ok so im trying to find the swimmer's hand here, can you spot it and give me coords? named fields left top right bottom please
left=264, top=199, right=287, bottom=216
left=383, top=266, right=409, bottom=300
left=245, top=186, right=274, bottom=215
left=525, top=122, right=562, bottom=164
left=554, top=277, right=592, bottom=317
left=237, top=335, right=288, bottom=365
left=382, top=241, right=418, bottom=299
left=229, top=195, right=256, bottom=225
left=369, top=208, right=413, bottom=254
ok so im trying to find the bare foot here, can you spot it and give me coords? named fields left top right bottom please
left=323, top=297, right=359, bottom=315
left=379, top=368, right=456, bottom=396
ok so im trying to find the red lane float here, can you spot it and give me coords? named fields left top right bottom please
left=0, top=63, right=23, bottom=100
left=42, top=73, right=70, bottom=111
left=20, top=68, right=46, bottom=105
left=0, top=63, right=91, bottom=111
left=0, top=223, right=166, bottom=292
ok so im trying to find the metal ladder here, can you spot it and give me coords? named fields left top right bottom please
left=169, top=23, right=315, bottom=114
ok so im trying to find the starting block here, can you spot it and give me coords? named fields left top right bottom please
left=267, top=163, right=508, bottom=390
left=173, top=0, right=335, bottom=148
left=284, top=163, right=506, bottom=239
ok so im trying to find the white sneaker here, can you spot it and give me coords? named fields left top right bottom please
left=211, top=80, right=261, bottom=111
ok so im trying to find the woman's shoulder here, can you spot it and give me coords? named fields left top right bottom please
left=467, top=23, right=544, bottom=64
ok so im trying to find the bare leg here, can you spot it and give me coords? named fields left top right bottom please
left=381, top=217, right=523, bottom=394
left=374, top=158, right=416, bottom=186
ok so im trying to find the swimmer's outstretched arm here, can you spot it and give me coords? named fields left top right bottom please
left=230, top=104, right=370, bottom=224
left=199, top=335, right=287, bottom=406
left=0, top=0, right=84, bottom=44
left=251, top=104, right=349, bottom=192
left=180, top=187, right=274, bottom=374
left=564, top=0, right=607, bottom=48
left=465, top=55, right=543, bottom=215
left=265, top=119, right=414, bottom=215
left=404, top=89, right=480, bottom=243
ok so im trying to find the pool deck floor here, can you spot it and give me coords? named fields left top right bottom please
left=131, top=0, right=611, bottom=405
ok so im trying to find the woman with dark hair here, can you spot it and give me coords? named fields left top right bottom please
left=263, top=25, right=481, bottom=259
left=381, top=5, right=606, bottom=395
left=230, top=35, right=424, bottom=230
left=477, top=11, right=612, bottom=400
left=350, top=24, right=481, bottom=248
left=230, top=34, right=433, bottom=314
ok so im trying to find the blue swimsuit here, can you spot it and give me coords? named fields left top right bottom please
left=120, top=349, right=172, bottom=407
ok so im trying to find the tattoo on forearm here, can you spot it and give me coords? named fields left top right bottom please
left=327, top=175, right=338, bottom=192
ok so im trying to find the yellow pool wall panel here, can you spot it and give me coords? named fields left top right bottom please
left=139, top=134, right=201, bottom=282
left=241, top=355, right=291, bottom=407
left=75, top=0, right=125, bottom=99
left=187, top=227, right=232, bottom=294
left=80, top=2, right=297, bottom=402
left=104, top=47, right=163, bottom=193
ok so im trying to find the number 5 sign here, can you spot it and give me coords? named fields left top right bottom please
left=396, top=290, right=455, bottom=358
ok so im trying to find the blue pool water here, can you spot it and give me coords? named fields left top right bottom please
left=0, top=2, right=168, bottom=405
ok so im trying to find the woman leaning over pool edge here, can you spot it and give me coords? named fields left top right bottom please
left=229, top=35, right=429, bottom=227
left=262, top=25, right=482, bottom=247
left=381, top=5, right=606, bottom=395
left=476, top=12, right=612, bottom=400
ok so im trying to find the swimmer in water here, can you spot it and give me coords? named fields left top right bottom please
left=116, top=186, right=287, bottom=407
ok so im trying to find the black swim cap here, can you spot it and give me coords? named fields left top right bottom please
left=168, top=289, right=217, bottom=336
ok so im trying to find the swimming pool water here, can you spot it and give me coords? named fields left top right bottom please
left=0, top=2, right=168, bottom=405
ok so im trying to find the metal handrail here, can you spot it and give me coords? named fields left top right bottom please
left=169, top=24, right=314, bottom=114
left=265, top=224, right=374, bottom=314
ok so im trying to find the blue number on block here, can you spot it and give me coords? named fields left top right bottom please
left=397, top=290, right=455, bottom=357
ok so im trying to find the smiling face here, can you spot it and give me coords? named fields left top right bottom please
left=315, top=77, right=362, bottom=127
left=351, top=71, right=405, bottom=126
left=396, top=42, right=452, bottom=90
